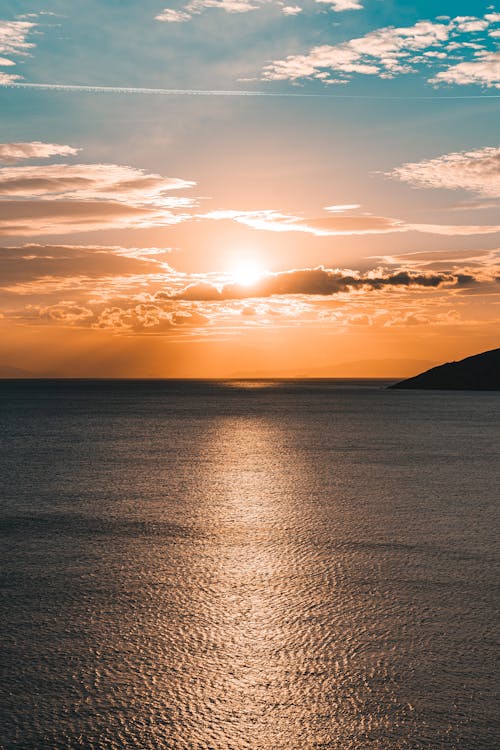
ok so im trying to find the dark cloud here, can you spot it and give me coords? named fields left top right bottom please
left=454, top=273, right=479, bottom=286
left=167, top=266, right=459, bottom=301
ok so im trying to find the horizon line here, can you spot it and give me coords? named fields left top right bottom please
left=0, top=375, right=399, bottom=380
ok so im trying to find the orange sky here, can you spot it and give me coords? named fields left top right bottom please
left=1, top=5, right=500, bottom=376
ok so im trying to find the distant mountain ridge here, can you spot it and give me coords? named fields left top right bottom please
left=389, top=348, right=500, bottom=390
left=0, top=365, right=36, bottom=378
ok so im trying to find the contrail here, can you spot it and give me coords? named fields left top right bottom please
left=3, top=82, right=500, bottom=99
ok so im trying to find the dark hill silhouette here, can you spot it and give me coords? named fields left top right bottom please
left=389, top=348, right=500, bottom=390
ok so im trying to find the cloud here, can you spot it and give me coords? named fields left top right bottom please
left=203, top=207, right=500, bottom=237
left=430, top=51, right=500, bottom=89
left=3, top=245, right=499, bottom=338
left=0, top=142, right=80, bottom=163
left=38, top=301, right=94, bottom=323
left=155, top=9, right=192, bottom=22
left=281, top=5, right=303, bottom=15
left=0, top=200, right=191, bottom=236
left=202, top=208, right=408, bottom=235
left=262, top=19, right=452, bottom=82
left=410, top=223, right=500, bottom=236
left=0, top=162, right=196, bottom=236
left=0, top=162, right=194, bottom=201
left=261, top=13, right=500, bottom=84
left=0, top=20, right=37, bottom=83
left=156, top=0, right=358, bottom=24
left=188, top=0, right=259, bottom=12
left=157, top=0, right=362, bottom=23
left=453, top=16, right=489, bottom=33
left=93, top=303, right=208, bottom=332
left=324, top=203, right=361, bottom=212
left=0, top=245, right=171, bottom=288
left=2, top=155, right=498, bottom=239
left=387, top=146, right=500, bottom=197
left=317, top=0, right=363, bottom=11
left=28, top=300, right=210, bottom=334
left=156, top=0, right=259, bottom=23
left=168, top=266, right=462, bottom=301
left=372, top=247, right=500, bottom=270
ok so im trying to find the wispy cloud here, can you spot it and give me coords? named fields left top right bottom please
left=156, top=0, right=261, bottom=24
left=0, top=19, right=37, bottom=83
left=0, top=244, right=171, bottom=287
left=154, top=8, right=192, bottom=22
left=156, top=0, right=360, bottom=23
left=0, top=162, right=196, bottom=236
left=202, top=208, right=407, bottom=235
left=203, top=207, right=500, bottom=236
left=317, top=0, right=363, bottom=12
left=387, top=146, right=500, bottom=197
left=0, top=162, right=194, bottom=201
left=373, top=247, right=500, bottom=269
left=281, top=5, right=303, bottom=15
left=0, top=142, right=80, bottom=163
left=2, top=153, right=499, bottom=239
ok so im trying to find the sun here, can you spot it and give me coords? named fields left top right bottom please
left=231, top=259, right=264, bottom=287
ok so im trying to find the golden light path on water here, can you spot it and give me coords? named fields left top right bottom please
left=147, top=408, right=411, bottom=749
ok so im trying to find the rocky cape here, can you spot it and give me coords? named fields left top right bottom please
left=389, top=348, right=500, bottom=390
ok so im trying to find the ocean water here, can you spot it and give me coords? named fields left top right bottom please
left=0, top=380, right=498, bottom=750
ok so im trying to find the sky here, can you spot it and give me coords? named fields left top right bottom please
left=0, top=0, right=499, bottom=377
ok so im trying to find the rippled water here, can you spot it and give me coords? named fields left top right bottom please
left=1, top=380, right=499, bottom=749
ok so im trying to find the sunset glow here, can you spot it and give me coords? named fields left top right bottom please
left=0, top=2, right=499, bottom=377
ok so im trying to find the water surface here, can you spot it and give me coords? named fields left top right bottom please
left=1, top=380, right=499, bottom=749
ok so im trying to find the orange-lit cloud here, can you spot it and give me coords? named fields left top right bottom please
left=0, top=162, right=196, bottom=235
left=0, top=244, right=172, bottom=286
left=0, top=162, right=195, bottom=201
left=0, top=200, right=192, bottom=236
left=4, top=152, right=499, bottom=240
left=3, top=244, right=499, bottom=305
left=2, top=242, right=499, bottom=379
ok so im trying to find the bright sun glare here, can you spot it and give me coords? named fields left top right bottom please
left=231, top=260, right=264, bottom=287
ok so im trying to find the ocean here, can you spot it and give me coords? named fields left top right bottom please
left=0, top=380, right=499, bottom=749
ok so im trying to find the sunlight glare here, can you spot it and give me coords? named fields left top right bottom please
left=231, top=260, right=264, bottom=287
